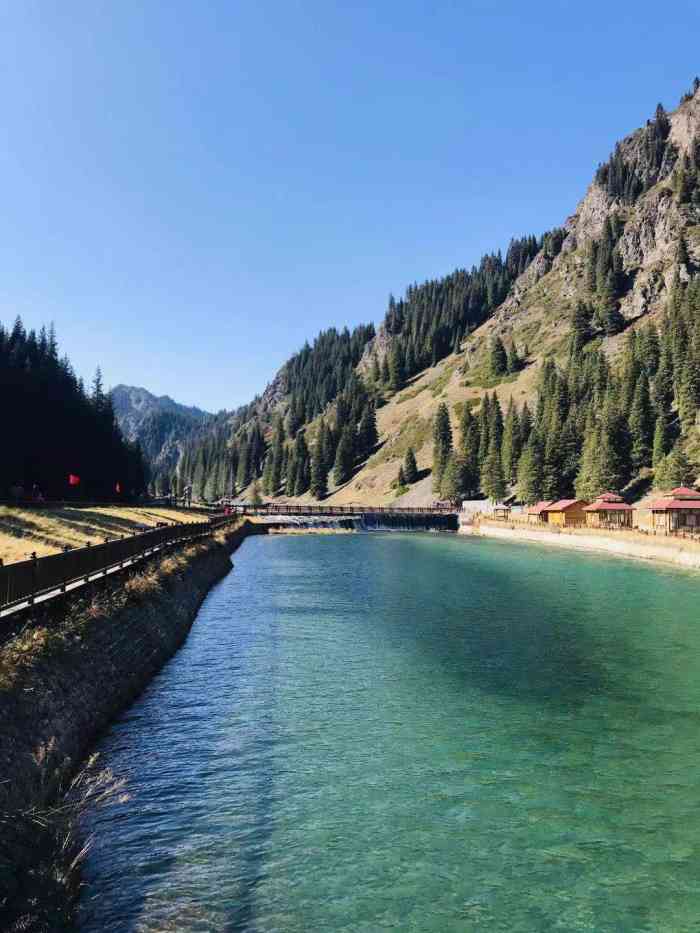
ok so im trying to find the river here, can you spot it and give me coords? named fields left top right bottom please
left=78, top=532, right=700, bottom=932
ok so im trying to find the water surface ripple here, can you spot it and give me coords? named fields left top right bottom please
left=79, top=533, right=700, bottom=932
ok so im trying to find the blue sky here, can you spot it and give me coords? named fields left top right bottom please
left=2, top=1, right=699, bottom=411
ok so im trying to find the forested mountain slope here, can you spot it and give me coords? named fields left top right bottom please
left=169, top=79, right=700, bottom=505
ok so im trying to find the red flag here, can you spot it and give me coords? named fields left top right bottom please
left=68, top=474, right=81, bottom=487
left=115, top=482, right=122, bottom=494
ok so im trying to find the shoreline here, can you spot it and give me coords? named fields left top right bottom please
left=464, top=519, right=700, bottom=572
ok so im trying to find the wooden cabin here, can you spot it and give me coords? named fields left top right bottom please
left=583, top=492, right=633, bottom=528
left=649, top=486, right=700, bottom=534
left=526, top=500, right=553, bottom=524
left=542, top=499, right=589, bottom=527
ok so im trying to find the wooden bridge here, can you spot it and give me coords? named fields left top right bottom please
left=224, top=503, right=459, bottom=517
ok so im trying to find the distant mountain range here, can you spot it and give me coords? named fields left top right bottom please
left=111, top=385, right=213, bottom=489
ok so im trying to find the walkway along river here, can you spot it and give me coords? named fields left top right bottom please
left=79, top=532, right=700, bottom=931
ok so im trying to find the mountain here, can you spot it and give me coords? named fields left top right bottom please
left=170, top=79, right=700, bottom=505
left=111, top=385, right=213, bottom=491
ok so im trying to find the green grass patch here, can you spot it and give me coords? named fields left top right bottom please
left=462, top=369, right=519, bottom=390
left=396, top=385, right=425, bottom=405
left=370, top=415, right=432, bottom=466
left=453, top=398, right=480, bottom=422
left=429, top=364, right=456, bottom=398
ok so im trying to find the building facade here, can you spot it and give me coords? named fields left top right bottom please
left=649, top=487, right=700, bottom=534
left=583, top=492, right=633, bottom=528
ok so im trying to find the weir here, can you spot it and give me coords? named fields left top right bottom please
left=251, top=513, right=458, bottom=533
left=224, top=502, right=457, bottom=519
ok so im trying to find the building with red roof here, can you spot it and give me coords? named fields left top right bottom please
left=583, top=492, right=633, bottom=528
left=541, top=499, right=589, bottom=527
left=526, top=500, right=554, bottom=524
left=649, top=487, right=700, bottom=534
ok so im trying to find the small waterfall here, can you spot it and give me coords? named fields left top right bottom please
left=355, top=513, right=458, bottom=533
left=255, top=514, right=457, bottom=533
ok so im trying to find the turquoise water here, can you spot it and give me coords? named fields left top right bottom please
left=78, top=533, right=700, bottom=932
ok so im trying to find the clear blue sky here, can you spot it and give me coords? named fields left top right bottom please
left=2, top=1, right=699, bottom=411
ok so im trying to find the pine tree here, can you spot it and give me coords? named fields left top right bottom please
left=458, top=405, right=480, bottom=496
left=333, top=426, right=355, bottom=485
left=262, top=453, right=273, bottom=495
left=570, top=301, right=592, bottom=354
left=285, top=453, right=298, bottom=496
left=516, top=436, right=543, bottom=504
left=575, top=419, right=602, bottom=500
left=500, top=398, right=521, bottom=484
left=477, top=395, right=491, bottom=468
left=559, top=415, right=581, bottom=492
left=357, top=404, right=378, bottom=458
left=489, top=337, right=508, bottom=377
left=293, top=432, right=310, bottom=495
left=397, top=464, right=406, bottom=487
left=519, top=402, right=533, bottom=447
left=388, top=346, right=405, bottom=392
left=371, top=353, right=381, bottom=383
left=319, top=419, right=335, bottom=472
left=661, top=441, right=694, bottom=488
left=310, top=445, right=328, bottom=499
left=639, top=323, right=660, bottom=377
left=440, top=454, right=466, bottom=502
left=405, top=342, right=417, bottom=377
left=652, top=412, right=669, bottom=470
left=653, top=341, right=674, bottom=413
left=270, top=418, right=285, bottom=494
left=541, top=429, right=563, bottom=501
left=678, top=358, right=700, bottom=434
left=481, top=437, right=506, bottom=501
left=404, top=446, right=418, bottom=484
left=628, top=375, right=653, bottom=470
left=432, top=402, right=453, bottom=492
left=236, top=436, right=252, bottom=489
left=381, top=354, right=390, bottom=384
left=488, top=393, right=504, bottom=449
left=506, top=343, right=520, bottom=374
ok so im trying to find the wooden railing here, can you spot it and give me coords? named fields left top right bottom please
left=0, top=514, right=238, bottom=618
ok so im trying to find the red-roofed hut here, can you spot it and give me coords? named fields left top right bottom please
left=526, top=500, right=553, bottom=524
left=649, top=487, right=700, bottom=534
left=583, top=493, right=633, bottom=528
left=542, top=499, right=589, bottom=527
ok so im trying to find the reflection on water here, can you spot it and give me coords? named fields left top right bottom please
left=79, top=534, right=700, bottom=932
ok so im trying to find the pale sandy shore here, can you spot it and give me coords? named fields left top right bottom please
left=462, top=519, right=700, bottom=572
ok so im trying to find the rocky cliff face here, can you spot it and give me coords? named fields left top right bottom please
left=487, top=85, right=700, bottom=348
left=111, top=384, right=210, bottom=441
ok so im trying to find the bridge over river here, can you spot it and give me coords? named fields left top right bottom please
left=223, top=503, right=459, bottom=518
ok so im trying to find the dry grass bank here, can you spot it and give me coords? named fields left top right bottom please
left=0, top=505, right=204, bottom=565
